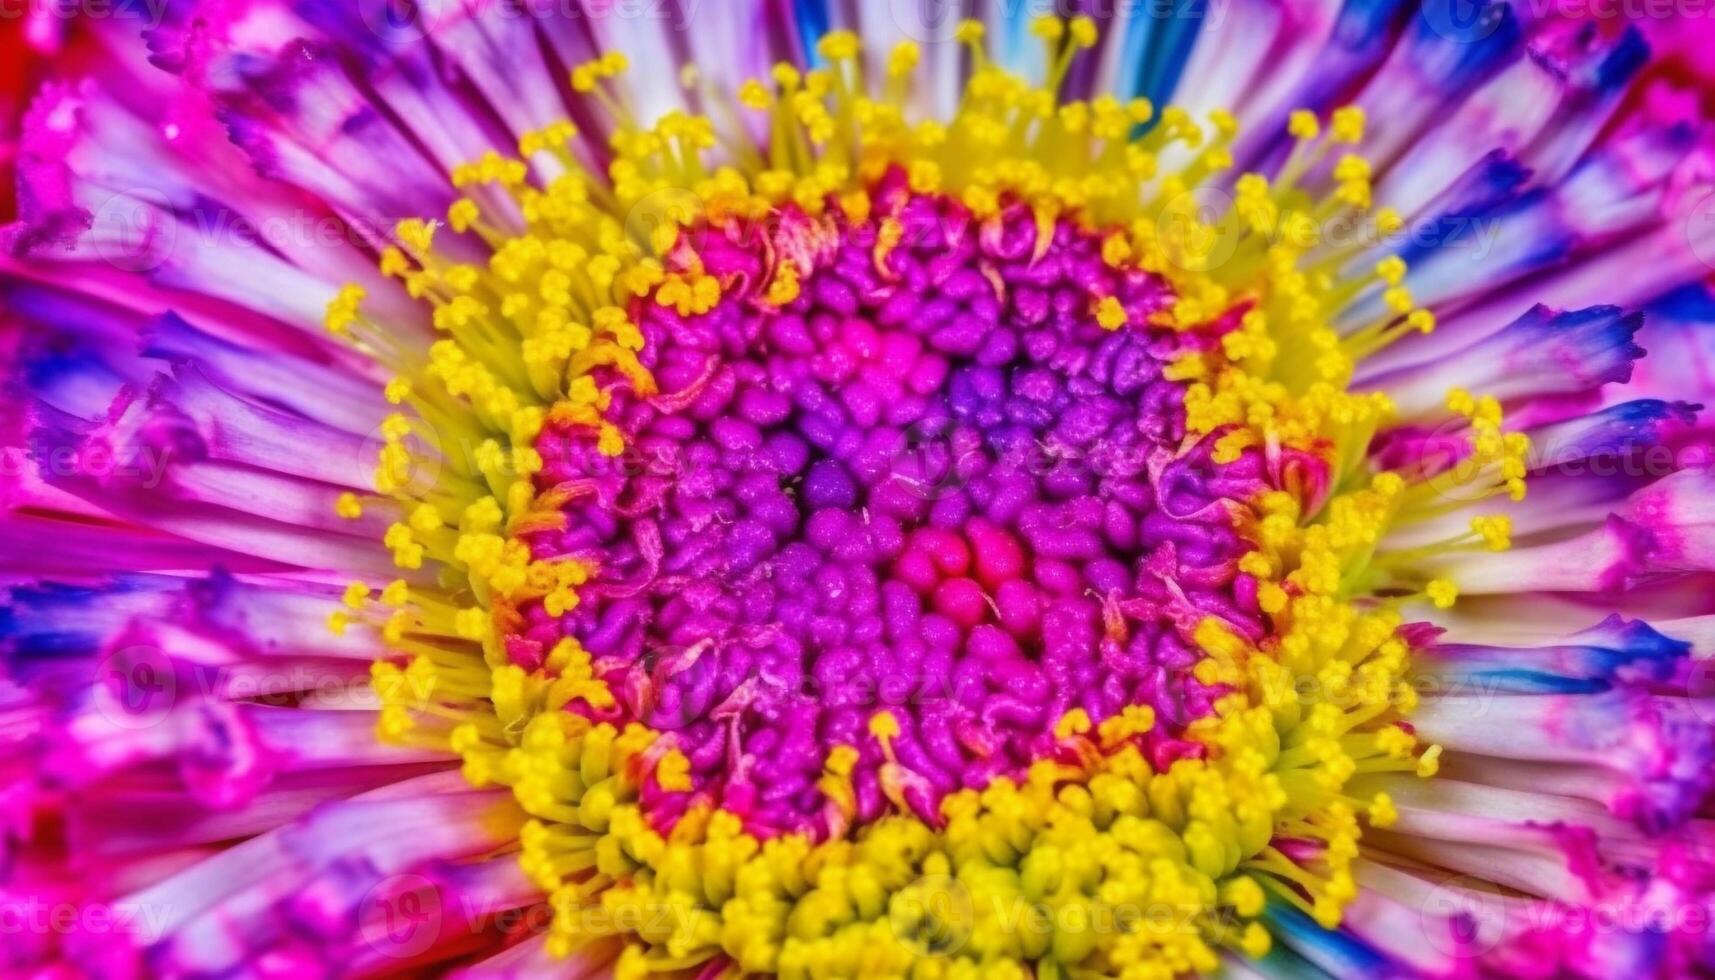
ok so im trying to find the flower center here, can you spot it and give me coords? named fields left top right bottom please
left=346, top=23, right=1489, bottom=974
left=507, top=171, right=1263, bottom=837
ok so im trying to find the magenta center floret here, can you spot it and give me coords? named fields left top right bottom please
left=516, top=174, right=1265, bottom=838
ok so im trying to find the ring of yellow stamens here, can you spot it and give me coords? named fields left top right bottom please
left=320, top=23, right=1512, bottom=979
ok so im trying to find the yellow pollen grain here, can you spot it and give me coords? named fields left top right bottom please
left=1095, top=295, right=1128, bottom=330
left=334, top=492, right=364, bottom=520
left=1426, top=579, right=1459, bottom=609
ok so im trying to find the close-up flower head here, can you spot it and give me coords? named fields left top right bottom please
left=8, top=0, right=1715, bottom=977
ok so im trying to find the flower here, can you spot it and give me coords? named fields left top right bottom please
left=6, top=1, right=1715, bottom=977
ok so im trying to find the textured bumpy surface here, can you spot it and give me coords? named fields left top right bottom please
left=518, top=175, right=1258, bottom=836
left=9, top=4, right=1715, bottom=979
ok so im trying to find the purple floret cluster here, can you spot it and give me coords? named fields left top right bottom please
left=515, top=174, right=1269, bottom=837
